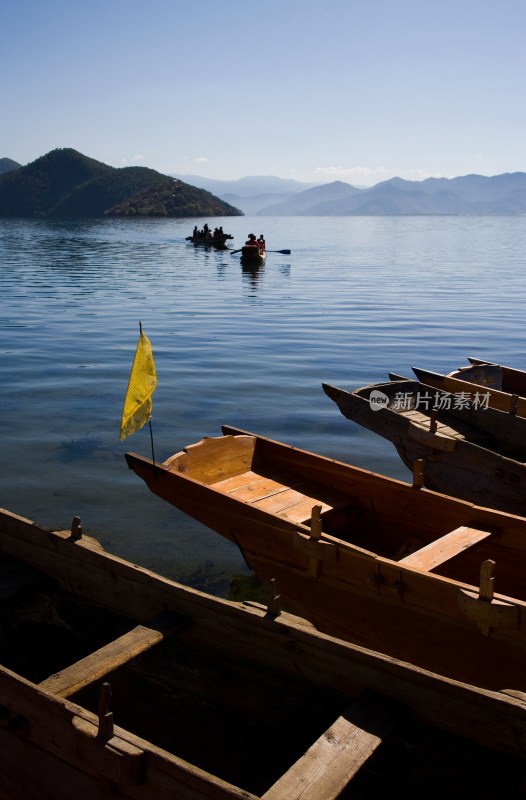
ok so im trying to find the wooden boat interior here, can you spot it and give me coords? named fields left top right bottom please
left=0, top=510, right=404, bottom=798
left=161, top=425, right=526, bottom=602
left=357, top=377, right=526, bottom=458
left=6, top=510, right=526, bottom=796
left=452, top=358, right=526, bottom=396
left=450, top=364, right=507, bottom=390
left=0, top=517, right=361, bottom=797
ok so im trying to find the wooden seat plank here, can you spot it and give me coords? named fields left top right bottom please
left=399, top=526, right=493, bottom=572
left=38, top=610, right=186, bottom=698
left=262, top=692, right=400, bottom=800
left=213, top=471, right=299, bottom=503
left=213, top=470, right=350, bottom=526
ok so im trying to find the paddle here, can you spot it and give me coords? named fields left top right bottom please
left=231, top=248, right=291, bottom=255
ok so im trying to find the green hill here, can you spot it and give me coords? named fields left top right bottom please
left=108, top=178, right=242, bottom=217
left=0, top=148, right=243, bottom=218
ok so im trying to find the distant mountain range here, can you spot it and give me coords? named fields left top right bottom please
left=0, top=150, right=242, bottom=218
left=173, top=174, right=321, bottom=216
left=175, top=172, right=526, bottom=215
left=2, top=152, right=525, bottom=216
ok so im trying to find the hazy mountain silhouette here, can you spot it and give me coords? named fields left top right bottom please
left=256, top=173, right=526, bottom=215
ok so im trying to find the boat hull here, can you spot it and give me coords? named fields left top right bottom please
left=240, top=245, right=266, bottom=264
left=186, top=234, right=233, bottom=249
left=126, top=426, right=526, bottom=690
left=5, top=507, right=526, bottom=792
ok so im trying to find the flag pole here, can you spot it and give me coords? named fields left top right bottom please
left=141, top=320, right=157, bottom=467
left=148, top=418, right=156, bottom=466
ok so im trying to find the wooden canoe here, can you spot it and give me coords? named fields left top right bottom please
left=128, top=424, right=526, bottom=691
left=388, top=370, right=526, bottom=454
left=412, top=360, right=526, bottom=418
left=4, top=510, right=526, bottom=796
left=240, top=245, right=266, bottom=264
left=323, top=377, right=526, bottom=515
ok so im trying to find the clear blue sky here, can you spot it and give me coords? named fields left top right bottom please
left=2, top=0, right=525, bottom=186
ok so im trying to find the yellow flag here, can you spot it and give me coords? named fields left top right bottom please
left=119, top=329, right=157, bottom=440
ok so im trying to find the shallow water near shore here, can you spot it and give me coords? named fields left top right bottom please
left=1, top=214, right=525, bottom=595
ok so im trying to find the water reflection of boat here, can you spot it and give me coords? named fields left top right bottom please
left=241, top=258, right=264, bottom=291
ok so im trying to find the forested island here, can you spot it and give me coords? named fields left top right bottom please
left=0, top=149, right=243, bottom=218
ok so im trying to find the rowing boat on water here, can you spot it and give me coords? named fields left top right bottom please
left=412, top=359, right=526, bottom=417
left=5, top=507, right=526, bottom=795
left=127, top=425, right=526, bottom=691
left=186, top=233, right=233, bottom=249
left=240, top=245, right=266, bottom=264
left=323, top=376, right=526, bottom=515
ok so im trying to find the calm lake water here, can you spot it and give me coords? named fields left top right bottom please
left=1, top=215, right=525, bottom=595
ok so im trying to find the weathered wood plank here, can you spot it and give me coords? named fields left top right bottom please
left=212, top=469, right=350, bottom=526
left=399, top=526, right=493, bottom=571
left=407, top=425, right=458, bottom=451
left=164, top=435, right=256, bottom=484
left=213, top=472, right=296, bottom=504
left=294, top=532, right=339, bottom=561
left=38, top=611, right=186, bottom=698
left=262, top=692, right=400, bottom=800
left=412, top=368, right=526, bottom=417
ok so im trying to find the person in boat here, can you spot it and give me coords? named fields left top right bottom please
left=193, top=225, right=198, bottom=238
left=245, top=233, right=258, bottom=247
left=257, top=234, right=266, bottom=251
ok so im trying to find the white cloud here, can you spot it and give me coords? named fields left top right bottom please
left=194, top=156, right=209, bottom=164
left=121, top=153, right=144, bottom=165
left=407, top=168, right=444, bottom=180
